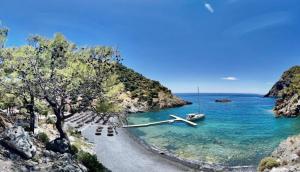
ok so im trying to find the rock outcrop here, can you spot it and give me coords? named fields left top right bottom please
left=0, top=142, right=87, bottom=172
left=260, top=135, right=300, bottom=172
left=274, top=94, right=300, bottom=117
left=265, top=66, right=300, bottom=117
left=0, top=126, right=36, bottom=159
left=44, top=151, right=87, bottom=172
left=46, top=138, right=71, bottom=154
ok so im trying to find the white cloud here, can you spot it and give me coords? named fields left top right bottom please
left=221, top=77, right=238, bottom=81
left=204, top=3, right=214, bottom=13
left=223, top=12, right=291, bottom=37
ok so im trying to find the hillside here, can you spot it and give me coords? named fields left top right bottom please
left=265, top=66, right=300, bottom=117
left=115, top=64, right=190, bottom=113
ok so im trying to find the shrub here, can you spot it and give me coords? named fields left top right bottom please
left=37, top=132, right=49, bottom=144
left=46, top=117, right=56, bottom=125
left=68, top=128, right=81, bottom=138
left=36, top=100, right=51, bottom=117
left=76, top=151, right=110, bottom=172
left=258, top=157, right=280, bottom=172
left=71, top=144, right=79, bottom=154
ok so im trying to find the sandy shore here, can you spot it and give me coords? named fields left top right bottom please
left=82, top=125, right=193, bottom=172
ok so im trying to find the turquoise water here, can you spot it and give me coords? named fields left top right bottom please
left=127, top=93, right=300, bottom=167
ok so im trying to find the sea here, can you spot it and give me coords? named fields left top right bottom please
left=127, top=93, right=300, bottom=167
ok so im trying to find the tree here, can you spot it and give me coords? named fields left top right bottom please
left=0, top=32, right=121, bottom=144
left=0, top=45, right=38, bottom=132
left=0, top=27, right=8, bottom=48
left=25, top=34, right=120, bottom=140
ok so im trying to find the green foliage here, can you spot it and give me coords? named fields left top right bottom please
left=46, top=117, right=56, bottom=125
left=70, top=144, right=79, bottom=154
left=0, top=93, right=21, bottom=111
left=95, top=100, right=121, bottom=113
left=258, top=157, right=280, bottom=172
left=35, top=100, right=51, bottom=116
left=68, top=128, right=81, bottom=138
left=115, top=64, right=171, bottom=105
left=280, top=66, right=300, bottom=96
left=36, top=132, right=49, bottom=144
left=0, top=32, right=120, bottom=139
left=96, top=73, right=124, bottom=113
left=76, top=151, right=110, bottom=172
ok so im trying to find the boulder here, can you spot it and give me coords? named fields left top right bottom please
left=0, top=126, right=36, bottom=159
left=46, top=138, right=70, bottom=154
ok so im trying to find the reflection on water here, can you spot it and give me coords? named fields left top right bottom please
left=128, top=93, right=300, bottom=166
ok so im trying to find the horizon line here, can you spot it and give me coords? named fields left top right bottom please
left=174, top=92, right=265, bottom=95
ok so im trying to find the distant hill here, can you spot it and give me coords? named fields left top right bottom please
left=265, top=66, right=300, bottom=117
left=115, top=64, right=190, bottom=113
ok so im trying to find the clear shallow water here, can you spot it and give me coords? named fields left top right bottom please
left=127, top=93, right=300, bottom=167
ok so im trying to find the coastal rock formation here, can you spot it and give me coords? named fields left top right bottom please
left=260, top=135, right=300, bottom=172
left=274, top=94, right=300, bottom=117
left=116, top=64, right=191, bottom=113
left=0, top=126, right=36, bottom=159
left=265, top=66, right=300, bottom=117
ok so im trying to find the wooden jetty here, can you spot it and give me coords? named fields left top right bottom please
left=123, top=115, right=197, bottom=128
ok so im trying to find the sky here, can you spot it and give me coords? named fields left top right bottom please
left=0, top=0, right=300, bottom=94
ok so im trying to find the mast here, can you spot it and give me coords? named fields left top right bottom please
left=197, top=87, right=200, bottom=113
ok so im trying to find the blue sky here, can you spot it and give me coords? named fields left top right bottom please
left=1, top=0, right=299, bottom=94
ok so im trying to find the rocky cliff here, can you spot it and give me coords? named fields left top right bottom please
left=259, top=135, right=300, bottom=172
left=115, top=64, right=190, bottom=113
left=265, top=66, right=300, bottom=117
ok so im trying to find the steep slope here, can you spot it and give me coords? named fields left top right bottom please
left=265, top=66, right=300, bottom=117
left=115, top=64, right=190, bottom=113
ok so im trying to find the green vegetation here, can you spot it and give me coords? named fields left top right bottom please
left=35, top=100, right=52, bottom=117
left=97, top=74, right=124, bottom=113
left=0, top=24, right=179, bottom=153
left=280, top=66, right=300, bottom=96
left=36, top=132, right=50, bottom=144
left=70, top=144, right=79, bottom=154
left=116, top=64, right=172, bottom=105
left=46, top=117, right=56, bottom=125
left=76, top=151, right=110, bottom=172
left=0, top=30, right=121, bottom=141
left=258, top=157, right=280, bottom=172
left=67, top=126, right=81, bottom=138
left=275, top=66, right=300, bottom=97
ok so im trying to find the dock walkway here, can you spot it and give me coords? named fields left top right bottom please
left=123, top=115, right=197, bottom=128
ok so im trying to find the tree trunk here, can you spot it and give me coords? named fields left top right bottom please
left=54, top=110, right=69, bottom=141
left=27, top=95, right=36, bottom=133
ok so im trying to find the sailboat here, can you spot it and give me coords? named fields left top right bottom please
left=186, top=87, right=205, bottom=121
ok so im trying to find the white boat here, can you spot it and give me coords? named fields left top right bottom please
left=186, top=87, right=206, bottom=121
left=186, top=113, right=205, bottom=121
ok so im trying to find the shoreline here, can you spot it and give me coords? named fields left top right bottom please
left=81, top=124, right=192, bottom=172
left=123, top=128, right=256, bottom=172
left=81, top=123, right=256, bottom=172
